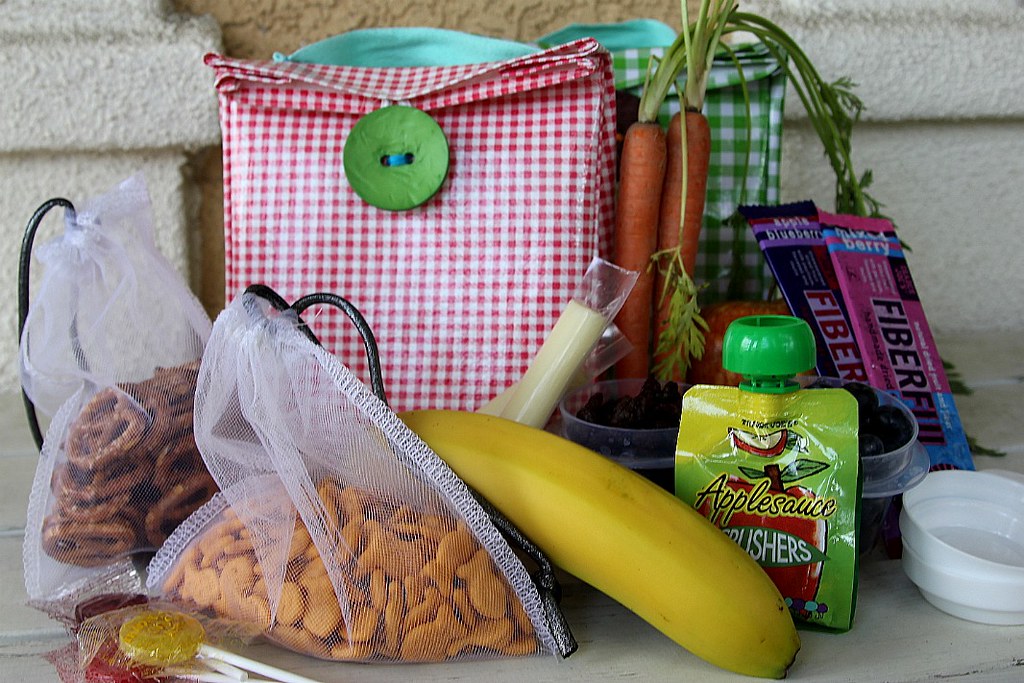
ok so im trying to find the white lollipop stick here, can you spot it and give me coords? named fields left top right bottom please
left=163, top=668, right=260, bottom=683
left=199, top=643, right=324, bottom=683
left=165, top=670, right=275, bottom=683
left=198, top=654, right=249, bottom=680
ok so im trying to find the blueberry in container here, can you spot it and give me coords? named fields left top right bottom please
left=805, top=378, right=930, bottom=553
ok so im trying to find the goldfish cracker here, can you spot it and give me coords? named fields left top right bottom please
left=162, top=479, right=541, bottom=661
left=459, top=548, right=510, bottom=619
left=383, top=579, right=405, bottom=658
left=348, top=606, right=380, bottom=644
left=287, top=525, right=314, bottom=562
left=182, top=567, right=221, bottom=609
left=402, top=574, right=426, bottom=610
left=404, top=586, right=440, bottom=632
left=277, top=582, right=305, bottom=626
left=303, top=592, right=342, bottom=640
left=452, top=587, right=478, bottom=630
left=368, top=568, right=388, bottom=611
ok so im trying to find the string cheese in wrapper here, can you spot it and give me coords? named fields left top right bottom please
left=492, top=258, right=638, bottom=428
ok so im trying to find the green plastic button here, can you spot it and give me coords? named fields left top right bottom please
left=343, top=105, right=449, bottom=211
left=722, top=315, right=816, bottom=394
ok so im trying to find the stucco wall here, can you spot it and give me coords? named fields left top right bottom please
left=2, top=0, right=1023, bottom=400
left=171, top=0, right=687, bottom=59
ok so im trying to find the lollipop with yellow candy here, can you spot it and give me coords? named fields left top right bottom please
left=117, top=609, right=321, bottom=683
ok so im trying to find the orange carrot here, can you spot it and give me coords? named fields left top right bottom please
left=652, top=108, right=712, bottom=380
left=677, top=110, right=712, bottom=278
left=611, top=121, right=667, bottom=379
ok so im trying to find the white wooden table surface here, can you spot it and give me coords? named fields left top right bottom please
left=2, top=330, right=1022, bottom=682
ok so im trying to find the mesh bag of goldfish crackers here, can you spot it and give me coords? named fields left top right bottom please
left=145, top=289, right=574, bottom=662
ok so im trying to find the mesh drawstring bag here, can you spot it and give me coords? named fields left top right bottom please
left=21, top=175, right=216, bottom=621
left=147, top=287, right=574, bottom=662
left=19, top=174, right=211, bottom=418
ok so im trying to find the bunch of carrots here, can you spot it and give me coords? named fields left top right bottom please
left=612, top=0, right=882, bottom=382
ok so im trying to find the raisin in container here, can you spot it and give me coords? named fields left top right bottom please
left=559, top=378, right=684, bottom=491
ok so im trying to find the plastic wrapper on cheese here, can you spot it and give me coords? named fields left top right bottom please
left=146, top=290, right=571, bottom=662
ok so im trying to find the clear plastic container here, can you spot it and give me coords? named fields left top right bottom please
left=860, top=389, right=920, bottom=482
left=558, top=378, right=683, bottom=490
left=860, top=440, right=929, bottom=553
left=802, top=377, right=929, bottom=554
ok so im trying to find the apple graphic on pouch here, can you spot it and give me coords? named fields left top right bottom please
left=698, top=462, right=830, bottom=618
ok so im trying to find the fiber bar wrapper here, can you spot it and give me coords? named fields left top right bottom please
left=741, top=202, right=867, bottom=384
left=820, top=211, right=972, bottom=471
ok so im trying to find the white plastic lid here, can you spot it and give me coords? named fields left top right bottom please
left=901, top=469, right=1024, bottom=572
left=900, top=469, right=1024, bottom=624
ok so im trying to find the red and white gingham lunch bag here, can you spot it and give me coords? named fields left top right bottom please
left=205, top=33, right=617, bottom=411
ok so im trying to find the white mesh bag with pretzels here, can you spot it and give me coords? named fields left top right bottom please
left=146, top=288, right=574, bottom=662
left=21, top=175, right=217, bottom=621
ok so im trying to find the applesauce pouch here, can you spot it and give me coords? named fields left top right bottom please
left=675, top=315, right=860, bottom=631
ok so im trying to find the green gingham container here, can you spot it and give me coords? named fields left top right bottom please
left=540, top=21, right=787, bottom=303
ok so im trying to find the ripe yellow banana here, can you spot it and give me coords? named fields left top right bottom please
left=400, top=409, right=800, bottom=679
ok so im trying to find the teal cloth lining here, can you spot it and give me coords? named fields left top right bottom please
left=274, top=27, right=539, bottom=67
